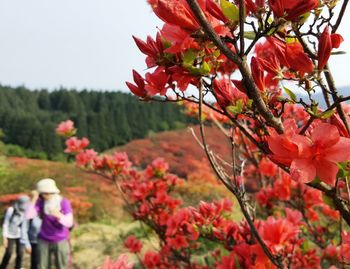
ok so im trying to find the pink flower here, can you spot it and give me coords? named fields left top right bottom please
left=56, top=120, right=76, bottom=137
left=97, top=255, right=133, bottom=269
left=269, top=122, right=350, bottom=185
left=75, top=149, right=97, bottom=166
left=290, top=123, right=350, bottom=185
left=64, top=137, right=89, bottom=154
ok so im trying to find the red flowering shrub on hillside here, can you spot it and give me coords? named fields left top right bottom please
left=57, top=0, right=350, bottom=267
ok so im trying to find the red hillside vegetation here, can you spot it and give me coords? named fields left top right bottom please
left=114, top=126, right=230, bottom=182
left=0, top=126, right=235, bottom=221
left=1, top=157, right=125, bottom=221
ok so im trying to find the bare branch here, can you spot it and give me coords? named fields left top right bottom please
left=238, top=0, right=245, bottom=56
left=332, top=0, right=349, bottom=33
left=324, top=65, right=350, bottom=134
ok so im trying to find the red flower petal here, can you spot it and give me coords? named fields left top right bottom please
left=315, top=160, right=339, bottom=186
left=290, top=158, right=316, bottom=183
left=311, top=123, right=339, bottom=148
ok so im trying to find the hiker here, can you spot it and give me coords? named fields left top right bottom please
left=26, top=178, right=73, bottom=269
left=21, top=191, right=42, bottom=269
left=0, top=195, right=30, bottom=269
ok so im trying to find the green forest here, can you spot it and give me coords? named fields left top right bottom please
left=0, top=85, right=189, bottom=160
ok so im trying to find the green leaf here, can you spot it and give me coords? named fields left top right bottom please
left=320, top=109, right=335, bottom=119
left=213, top=50, right=221, bottom=58
left=220, top=0, right=239, bottom=21
left=301, top=240, right=312, bottom=251
left=227, top=99, right=244, bottom=115
left=285, top=37, right=297, bottom=44
left=267, top=27, right=277, bottom=36
left=284, top=87, right=297, bottom=102
left=322, top=194, right=335, bottom=208
left=244, top=31, right=256, bottom=40
left=234, top=254, right=242, bottom=269
left=236, top=99, right=243, bottom=111
left=331, top=51, right=347, bottom=55
left=312, top=103, right=318, bottom=114
left=182, top=49, right=197, bottom=67
left=298, top=12, right=311, bottom=24
left=199, top=61, right=211, bottom=75
left=306, top=108, right=317, bottom=117
left=337, top=162, right=350, bottom=177
left=247, top=99, right=253, bottom=108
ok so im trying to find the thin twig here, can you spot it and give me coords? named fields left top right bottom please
left=324, top=65, right=350, bottom=134
left=238, top=0, right=245, bottom=56
left=332, top=0, right=349, bottom=33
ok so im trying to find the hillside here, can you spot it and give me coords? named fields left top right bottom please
left=0, top=85, right=189, bottom=159
left=1, top=126, right=232, bottom=218
left=0, top=156, right=125, bottom=221
left=114, top=125, right=230, bottom=178
left=0, top=126, right=238, bottom=268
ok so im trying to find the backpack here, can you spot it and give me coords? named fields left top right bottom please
left=1, top=206, right=21, bottom=227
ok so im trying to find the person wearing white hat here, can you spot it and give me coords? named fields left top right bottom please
left=26, top=178, right=73, bottom=269
left=1, top=195, right=30, bottom=269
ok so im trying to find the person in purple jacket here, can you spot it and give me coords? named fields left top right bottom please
left=27, top=178, right=73, bottom=269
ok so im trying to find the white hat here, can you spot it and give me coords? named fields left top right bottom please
left=37, top=178, right=60, bottom=194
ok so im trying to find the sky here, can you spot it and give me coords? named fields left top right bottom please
left=0, top=0, right=349, bottom=92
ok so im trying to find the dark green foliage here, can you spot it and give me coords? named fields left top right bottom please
left=0, top=85, right=189, bottom=159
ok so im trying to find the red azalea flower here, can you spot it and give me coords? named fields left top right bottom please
left=126, top=70, right=148, bottom=98
left=286, top=42, right=314, bottom=74
left=318, top=26, right=332, bottom=70
left=149, top=0, right=203, bottom=32
left=213, top=78, right=248, bottom=109
left=144, top=67, right=170, bottom=96
left=331, top=33, right=344, bottom=49
left=206, top=0, right=228, bottom=22
left=268, top=0, right=318, bottom=21
left=124, top=235, right=142, bottom=253
left=142, top=251, right=161, bottom=268
left=56, top=120, right=76, bottom=137
left=269, top=122, right=350, bottom=185
left=132, top=33, right=164, bottom=68
left=290, top=123, right=350, bottom=185
left=167, top=235, right=188, bottom=250
left=251, top=57, right=265, bottom=92
left=97, top=255, right=133, bottom=269
left=64, top=137, right=89, bottom=154
left=75, top=149, right=97, bottom=167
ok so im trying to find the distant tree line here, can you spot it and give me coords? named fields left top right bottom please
left=0, top=85, right=190, bottom=160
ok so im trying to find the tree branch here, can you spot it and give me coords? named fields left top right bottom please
left=185, top=0, right=284, bottom=134
left=332, top=0, right=349, bottom=33
left=324, top=65, right=350, bottom=134
left=238, top=0, right=245, bottom=56
left=197, top=80, right=284, bottom=269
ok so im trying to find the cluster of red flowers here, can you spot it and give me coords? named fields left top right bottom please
left=56, top=1, right=350, bottom=266
left=126, top=0, right=344, bottom=102
left=57, top=118, right=350, bottom=268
